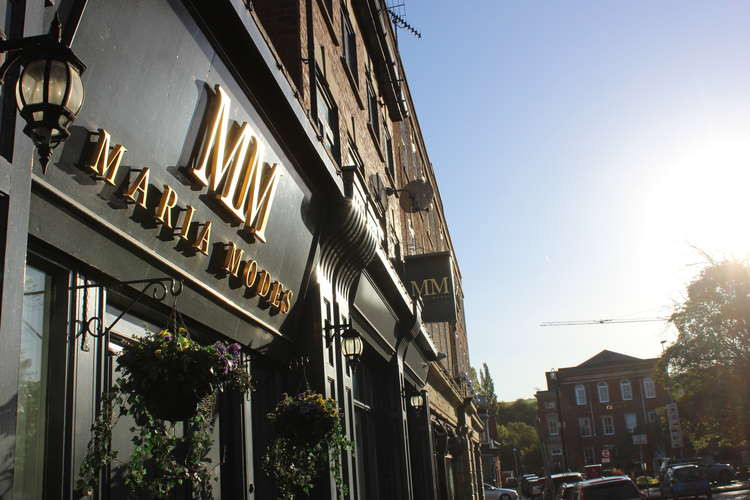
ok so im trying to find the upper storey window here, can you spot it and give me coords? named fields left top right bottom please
left=620, top=379, right=633, bottom=400
left=316, top=80, right=339, bottom=159
left=643, top=377, right=656, bottom=399
left=597, top=382, right=609, bottom=403
left=342, top=8, right=357, bottom=81
left=575, top=384, right=586, bottom=406
left=367, top=81, right=379, bottom=143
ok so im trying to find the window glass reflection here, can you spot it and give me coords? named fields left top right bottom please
left=14, top=265, right=52, bottom=499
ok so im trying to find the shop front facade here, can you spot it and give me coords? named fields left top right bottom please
left=0, top=1, right=481, bottom=499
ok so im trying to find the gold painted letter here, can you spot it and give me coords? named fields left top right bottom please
left=87, top=129, right=127, bottom=185
left=223, top=242, right=245, bottom=277
left=154, top=185, right=178, bottom=228
left=123, top=168, right=150, bottom=208
left=192, top=221, right=212, bottom=255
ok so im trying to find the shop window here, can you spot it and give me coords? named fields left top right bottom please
left=602, top=415, right=615, bottom=436
left=620, top=379, right=633, bottom=400
left=342, top=7, right=357, bottom=80
left=597, top=381, right=609, bottom=403
left=643, top=377, right=656, bottom=399
left=575, top=384, right=586, bottom=405
left=14, top=264, right=53, bottom=498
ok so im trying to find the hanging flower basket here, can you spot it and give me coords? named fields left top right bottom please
left=76, top=328, right=252, bottom=498
left=117, top=329, right=247, bottom=421
left=263, top=391, right=352, bottom=499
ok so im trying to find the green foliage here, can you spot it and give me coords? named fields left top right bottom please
left=659, top=260, right=750, bottom=449
left=497, top=398, right=538, bottom=427
left=263, top=391, right=353, bottom=499
left=497, top=420, right=543, bottom=473
left=479, top=363, right=498, bottom=415
left=76, top=329, right=252, bottom=498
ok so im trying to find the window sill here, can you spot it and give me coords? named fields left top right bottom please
left=317, top=0, right=339, bottom=46
left=340, top=56, right=364, bottom=109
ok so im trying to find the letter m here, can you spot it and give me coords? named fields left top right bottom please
left=190, top=85, right=255, bottom=224
left=87, top=129, right=127, bottom=185
left=410, top=280, right=430, bottom=298
left=427, top=277, right=450, bottom=296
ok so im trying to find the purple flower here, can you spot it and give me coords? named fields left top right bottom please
left=214, top=341, right=227, bottom=354
left=164, top=334, right=173, bottom=342
left=228, top=343, right=241, bottom=355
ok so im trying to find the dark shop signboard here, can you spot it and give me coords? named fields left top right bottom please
left=405, top=252, right=456, bottom=322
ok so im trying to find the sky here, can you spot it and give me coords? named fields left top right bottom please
left=395, top=1, right=750, bottom=400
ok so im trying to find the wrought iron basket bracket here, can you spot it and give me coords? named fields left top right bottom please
left=74, top=277, right=183, bottom=351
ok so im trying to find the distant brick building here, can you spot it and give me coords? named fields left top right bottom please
left=536, top=350, right=674, bottom=474
left=476, top=396, right=503, bottom=486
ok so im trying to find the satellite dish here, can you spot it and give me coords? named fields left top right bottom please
left=398, top=179, right=434, bottom=213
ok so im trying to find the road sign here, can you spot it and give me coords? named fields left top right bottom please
left=601, top=448, right=611, bottom=463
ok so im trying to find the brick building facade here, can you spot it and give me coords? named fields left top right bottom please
left=536, top=350, right=673, bottom=475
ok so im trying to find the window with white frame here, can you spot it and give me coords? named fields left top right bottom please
left=643, top=377, right=656, bottom=399
left=602, top=415, right=615, bottom=435
left=597, top=381, right=610, bottom=403
left=575, top=384, right=587, bottom=406
left=578, top=417, right=592, bottom=437
left=648, top=410, right=658, bottom=423
left=584, top=447, right=596, bottom=465
left=624, top=413, right=637, bottom=433
left=341, top=8, right=357, bottom=79
left=550, top=447, right=563, bottom=456
left=620, top=379, right=633, bottom=400
left=545, top=401, right=556, bottom=410
left=547, top=416, right=560, bottom=436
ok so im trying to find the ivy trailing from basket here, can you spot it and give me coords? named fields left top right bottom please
left=262, top=391, right=353, bottom=499
left=76, top=328, right=252, bottom=498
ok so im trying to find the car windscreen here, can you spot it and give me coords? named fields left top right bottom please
left=554, top=475, right=582, bottom=488
left=582, top=481, right=640, bottom=500
left=674, top=468, right=704, bottom=481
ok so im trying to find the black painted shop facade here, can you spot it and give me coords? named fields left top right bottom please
left=0, top=1, right=441, bottom=499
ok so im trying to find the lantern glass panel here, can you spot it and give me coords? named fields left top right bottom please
left=410, top=394, right=424, bottom=409
left=47, top=60, right=68, bottom=105
left=66, top=66, right=84, bottom=114
left=19, top=60, right=46, bottom=108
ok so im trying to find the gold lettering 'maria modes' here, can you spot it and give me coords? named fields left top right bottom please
left=81, top=85, right=293, bottom=315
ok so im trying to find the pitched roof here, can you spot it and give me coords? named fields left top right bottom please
left=576, top=350, right=642, bottom=368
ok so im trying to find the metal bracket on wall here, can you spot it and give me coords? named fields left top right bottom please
left=73, top=277, right=183, bottom=351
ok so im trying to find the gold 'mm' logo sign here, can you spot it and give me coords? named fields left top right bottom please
left=410, top=277, right=450, bottom=297
left=189, top=85, right=282, bottom=242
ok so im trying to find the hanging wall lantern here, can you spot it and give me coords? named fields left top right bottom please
left=0, top=13, right=87, bottom=172
left=409, top=393, right=424, bottom=411
left=340, top=327, right=364, bottom=364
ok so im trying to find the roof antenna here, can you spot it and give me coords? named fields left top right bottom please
left=386, top=2, right=422, bottom=39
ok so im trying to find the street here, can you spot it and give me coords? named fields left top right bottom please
left=714, top=492, right=750, bottom=499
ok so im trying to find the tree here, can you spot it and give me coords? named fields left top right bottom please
left=497, top=421, right=543, bottom=473
left=478, top=363, right=498, bottom=415
left=659, top=259, right=750, bottom=450
left=497, top=398, right=537, bottom=427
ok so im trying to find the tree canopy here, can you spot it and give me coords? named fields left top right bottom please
left=659, top=259, right=750, bottom=449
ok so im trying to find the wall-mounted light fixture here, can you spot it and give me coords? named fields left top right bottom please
left=0, top=6, right=88, bottom=172
left=402, top=387, right=425, bottom=411
left=323, top=320, right=364, bottom=364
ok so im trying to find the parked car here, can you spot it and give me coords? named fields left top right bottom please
left=573, top=475, right=645, bottom=500
left=483, top=483, right=519, bottom=500
left=529, top=476, right=546, bottom=498
left=558, top=482, right=579, bottom=500
left=550, top=472, right=583, bottom=498
left=520, top=475, right=539, bottom=497
left=659, top=458, right=735, bottom=483
left=660, top=464, right=712, bottom=499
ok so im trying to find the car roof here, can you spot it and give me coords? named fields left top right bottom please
left=552, top=473, right=582, bottom=478
left=670, top=464, right=700, bottom=471
left=578, top=476, right=633, bottom=487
